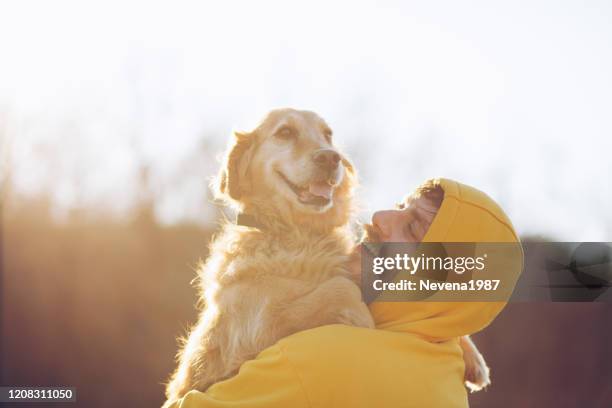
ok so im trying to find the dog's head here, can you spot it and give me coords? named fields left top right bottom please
left=215, top=108, right=356, bottom=227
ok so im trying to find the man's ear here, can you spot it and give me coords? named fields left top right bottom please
left=216, top=131, right=256, bottom=201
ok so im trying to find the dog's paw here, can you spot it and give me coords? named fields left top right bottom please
left=320, top=276, right=375, bottom=329
left=338, top=305, right=375, bottom=329
left=464, top=350, right=491, bottom=392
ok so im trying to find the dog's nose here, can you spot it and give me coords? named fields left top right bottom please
left=312, top=149, right=341, bottom=170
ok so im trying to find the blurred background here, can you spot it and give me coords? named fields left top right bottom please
left=1, top=0, right=611, bottom=407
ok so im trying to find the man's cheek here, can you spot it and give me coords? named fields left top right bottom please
left=385, top=227, right=408, bottom=243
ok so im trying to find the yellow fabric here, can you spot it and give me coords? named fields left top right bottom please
left=168, top=178, right=523, bottom=408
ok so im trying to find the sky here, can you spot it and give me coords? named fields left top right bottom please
left=1, top=0, right=611, bottom=239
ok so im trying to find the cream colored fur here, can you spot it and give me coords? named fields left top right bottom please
left=163, top=109, right=374, bottom=406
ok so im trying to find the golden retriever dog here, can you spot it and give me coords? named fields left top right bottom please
left=163, top=108, right=375, bottom=405
left=163, top=109, right=489, bottom=406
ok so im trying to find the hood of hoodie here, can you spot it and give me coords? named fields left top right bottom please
left=369, top=178, right=523, bottom=340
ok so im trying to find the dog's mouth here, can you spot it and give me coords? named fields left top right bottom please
left=276, top=170, right=334, bottom=207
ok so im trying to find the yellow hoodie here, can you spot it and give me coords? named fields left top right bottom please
left=168, top=179, right=523, bottom=408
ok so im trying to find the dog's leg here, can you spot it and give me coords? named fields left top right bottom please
left=163, top=318, right=229, bottom=407
left=163, top=277, right=372, bottom=407
left=460, top=335, right=491, bottom=392
left=164, top=283, right=282, bottom=407
left=278, top=276, right=375, bottom=332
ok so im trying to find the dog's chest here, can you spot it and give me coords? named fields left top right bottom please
left=260, top=236, right=350, bottom=282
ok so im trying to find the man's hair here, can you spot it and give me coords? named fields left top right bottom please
left=402, top=180, right=444, bottom=209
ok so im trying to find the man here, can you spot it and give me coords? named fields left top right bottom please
left=165, top=178, right=522, bottom=408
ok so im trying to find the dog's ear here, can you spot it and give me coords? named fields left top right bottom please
left=216, top=131, right=256, bottom=201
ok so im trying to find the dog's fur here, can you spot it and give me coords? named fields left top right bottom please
left=164, top=109, right=489, bottom=406
left=163, top=109, right=374, bottom=406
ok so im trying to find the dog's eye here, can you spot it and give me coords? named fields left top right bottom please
left=275, top=126, right=296, bottom=140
